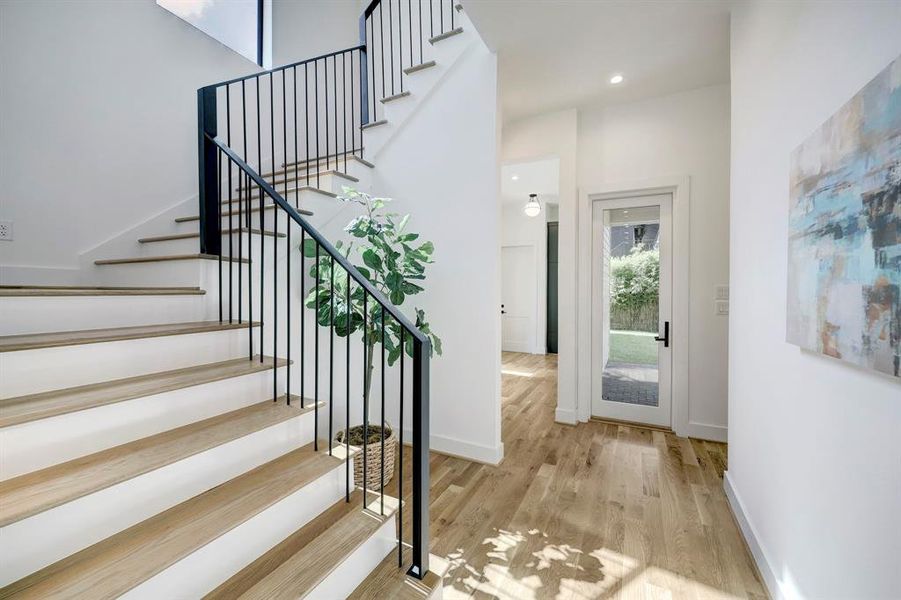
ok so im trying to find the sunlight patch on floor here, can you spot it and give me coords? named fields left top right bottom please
left=441, top=528, right=744, bottom=600
left=501, top=368, right=537, bottom=378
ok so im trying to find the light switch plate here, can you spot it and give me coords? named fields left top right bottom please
left=0, top=220, right=12, bottom=241
left=715, top=285, right=729, bottom=300
left=715, top=300, right=729, bottom=316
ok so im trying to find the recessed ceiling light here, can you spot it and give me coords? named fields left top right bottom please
left=623, top=210, right=629, bottom=214
left=610, top=74, right=624, bottom=85
left=511, top=175, right=519, bottom=181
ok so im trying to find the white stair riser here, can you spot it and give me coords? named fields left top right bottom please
left=119, top=461, right=349, bottom=599
left=0, top=294, right=210, bottom=336
left=1, top=367, right=288, bottom=480
left=138, top=232, right=278, bottom=257
left=92, top=256, right=249, bottom=288
left=308, top=515, right=397, bottom=599
left=0, top=327, right=255, bottom=398
left=0, top=410, right=315, bottom=586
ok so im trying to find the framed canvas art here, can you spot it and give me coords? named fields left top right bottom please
left=787, top=55, right=900, bottom=379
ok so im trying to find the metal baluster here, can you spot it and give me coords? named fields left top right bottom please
left=300, top=229, right=306, bottom=407
left=282, top=69, right=288, bottom=210
left=329, top=255, right=335, bottom=455
left=286, top=212, right=291, bottom=405
left=333, top=55, right=338, bottom=171
left=419, top=0, right=424, bottom=65
left=450, top=0, right=454, bottom=29
left=270, top=74, right=277, bottom=382
left=440, top=0, right=444, bottom=33
left=246, top=171, right=253, bottom=360
left=241, top=80, right=248, bottom=334
left=313, top=241, right=321, bottom=450
left=380, top=306, right=385, bottom=515
left=293, top=66, right=299, bottom=209
left=409, top=0, right=413, bottom=71
left=398, top=0, right=404, bottom=93
left=389, top=0, right=395, bottom=96
left=342, top=53, right=348, bottom=173
left=305, top=63, right=310, bottom=190
left=256, top=77, right=264, bottom=364
left=362, top=292, right=369, bottom=507
left=226, top=87, right=233, bottom=324
left=324, top=58, right=329, bottom=173
left=315, top=61, right=320, bottom=188
left=345, top=270, right=351, bottom=502
left=429, top=0, right=433, bottom=38
left=379, top=4, right=385, bottom=101
left=259, top=179, right=264, bottom=364
left=217, top=149, right=223, bottom=323
left=398, top=327, right=404, bottom=567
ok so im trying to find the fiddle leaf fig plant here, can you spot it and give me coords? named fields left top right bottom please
left=302, top=188, right=441, bottom=404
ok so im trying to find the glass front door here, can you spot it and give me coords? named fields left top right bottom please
left=591, top=194, right=672, bottom=427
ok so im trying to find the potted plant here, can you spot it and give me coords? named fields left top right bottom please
left=303, top=188, right=441, bottom=491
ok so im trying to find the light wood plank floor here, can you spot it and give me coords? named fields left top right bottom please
left=387, top=352, right=767, bottom=600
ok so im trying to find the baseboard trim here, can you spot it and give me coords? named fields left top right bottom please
left=554, top=407, right=578, bottom=425
left=685, top=421, right=727, bottom=443
left=723, top=471, right=780, bottom=600
left=402, top=431, right=504, bottom=465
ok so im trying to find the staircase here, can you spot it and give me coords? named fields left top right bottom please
left=0, top=1, right=479, bottom=597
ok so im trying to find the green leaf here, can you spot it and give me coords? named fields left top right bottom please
left=302, top=238, right=318, bottom=258
left=389, top=289, right=405, bottom=305
left=362, top=249, right=382, bottom=270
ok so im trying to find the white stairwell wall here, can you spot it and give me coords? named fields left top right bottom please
left=368, top=12, right=503, bottom=464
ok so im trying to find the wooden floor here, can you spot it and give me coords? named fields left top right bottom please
left=388, top=352, right=767, bottom=600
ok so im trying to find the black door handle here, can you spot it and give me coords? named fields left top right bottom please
left=655, top=321, right=670, bottom=348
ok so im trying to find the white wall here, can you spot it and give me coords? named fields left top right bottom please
left=728, top=3, right=901, bottom=599
left=0, top=0, right=361, bottom=285
left=370, top=42, right=504, bottom=464
left=271, top=0, right=359, bottom=66
left=578, top=84, right=731, bottom=440
left=501, top=202, right=551, bottom=354
left=502, top=110, right=579, bottom=424
left=0, top=0, right=260, bottom=283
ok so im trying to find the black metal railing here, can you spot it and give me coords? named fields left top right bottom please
left=204, top=133, right=431, bottom=578
left=361, top=0, right=460, bottom=123
left=196, top=2, right=445, bottom=579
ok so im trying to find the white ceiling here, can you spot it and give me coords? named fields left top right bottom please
left=464, top=0, right=731, bottom=122
left=501, top=157, right=560, bottom=205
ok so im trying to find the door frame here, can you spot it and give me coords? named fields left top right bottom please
left=577, top=176, right=690, bottom=435
left=591, top=194, right=672, bottom=427
left=501, top=243, right=541, bottom=354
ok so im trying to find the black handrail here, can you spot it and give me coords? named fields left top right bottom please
left=208, top=134, right=428, bottom=344
left=205, top=45, right=367, bottom=90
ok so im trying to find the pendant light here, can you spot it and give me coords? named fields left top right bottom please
left=523, top=193, right=541, bottom=217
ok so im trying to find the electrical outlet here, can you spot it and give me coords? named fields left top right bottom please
left=0, top=220, right=12, bottom=241
left=715, top=300, right=729, bottom=316
left=715, top=285, right=729, bottom=300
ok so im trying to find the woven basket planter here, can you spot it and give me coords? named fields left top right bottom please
left=335, top=424, right=397, bottom=491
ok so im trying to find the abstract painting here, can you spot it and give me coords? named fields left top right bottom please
left=787, top=55, right=900, bottom=379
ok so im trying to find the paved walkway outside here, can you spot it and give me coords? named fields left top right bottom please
left=602, top=360, right=659, bottom=406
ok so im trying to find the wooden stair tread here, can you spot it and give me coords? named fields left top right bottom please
left=94, top=253, right=250, bottom=266
left=278, top=149, right=370, bottom=175
left=0, top=320, right=259, bottom=353
left=361, top=119, right=388, bottom=130
left=176, top=204, right=313, bottom=223
left=0, top=355, right=285, bottom=428
left=0, top=396, right=315, bottom=526
left=348, top=549, right=448, bottom=600
left=0, top=444, right=342, bottom=600
left=214, top=492, right=398, bottom=599
left=139, top=228, right=285, bottom=243
left=236, top=169, right=358, bottom=193
left=429, top=27, right=464, bottom=44
left=404, top=60, right=437, bottom=75
left=0, top=286, right=205, bottom=297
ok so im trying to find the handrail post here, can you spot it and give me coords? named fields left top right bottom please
left=408, top=337, right=430, bottom=579
left=359, top=14, right=370, bottom=126
left=197, top=85, right=221, bottom=256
